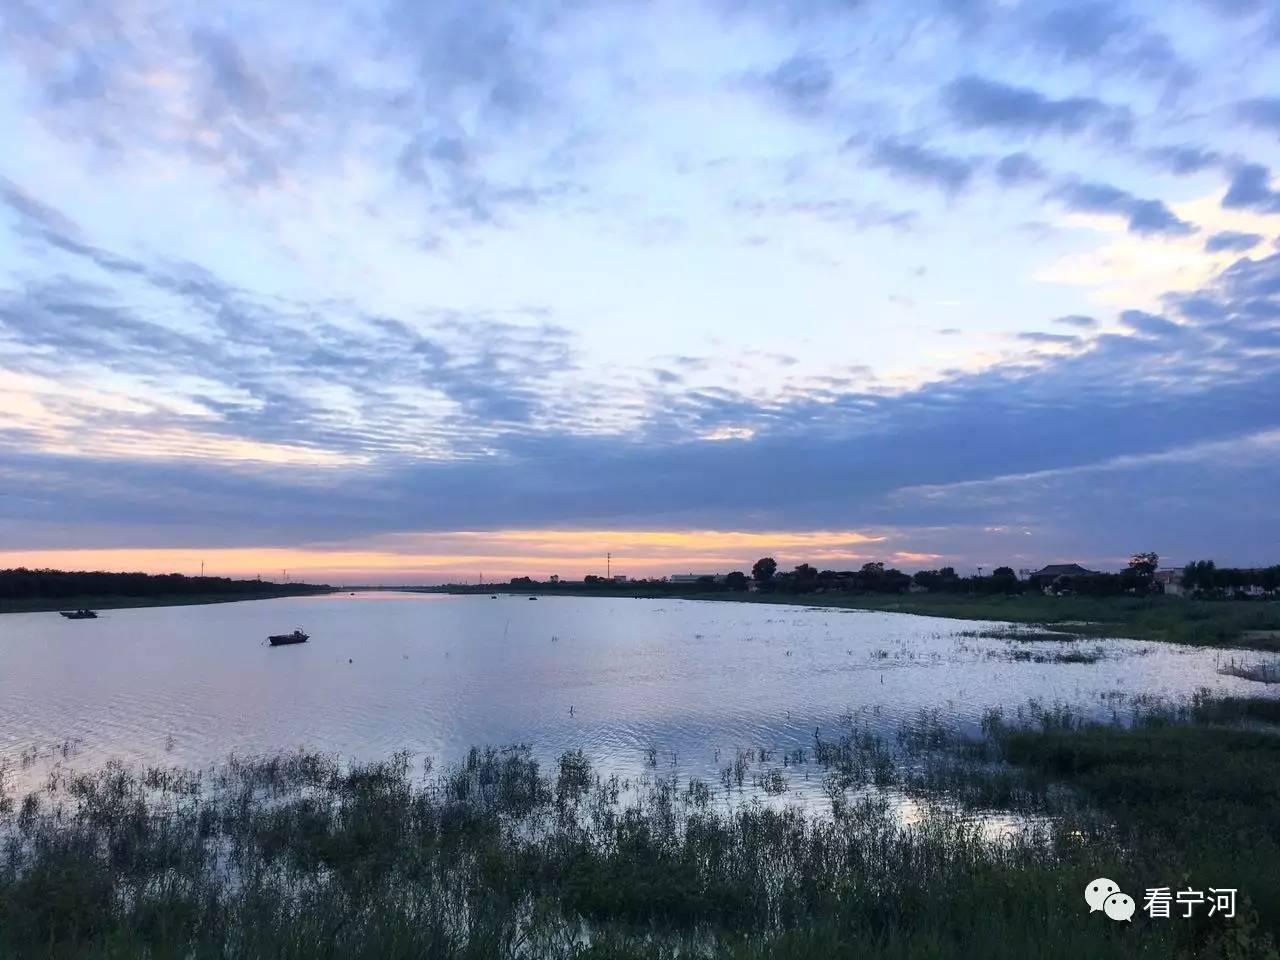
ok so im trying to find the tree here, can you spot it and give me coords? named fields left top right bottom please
left=1183, top=560, right=1217, bottom=594
left=724, top=571, right=748, bottom=591
left=1123, top=552, right=1160, bottom=596
left=992, top=566, right=1015, bottom=578
left=794, top=563, right=817, bottom=582
left=1129, top=552, right=1159, bottom=577
left=752, top=557, right=777, bottom=582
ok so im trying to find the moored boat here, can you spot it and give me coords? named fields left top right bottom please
left=59, top=609, right=98, bottom=619
left=268, top=629, right=309, bottom=646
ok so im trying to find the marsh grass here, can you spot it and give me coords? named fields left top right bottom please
left=3, top=694, right=1279, bottom=959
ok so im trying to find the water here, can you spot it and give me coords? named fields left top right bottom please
left=0, top=592, right=1273, bottom=802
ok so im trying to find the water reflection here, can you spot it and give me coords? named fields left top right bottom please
left=0, top=593, right=1273, bottom=805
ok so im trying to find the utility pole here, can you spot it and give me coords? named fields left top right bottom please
left=607, top=552, right=611, bottom=579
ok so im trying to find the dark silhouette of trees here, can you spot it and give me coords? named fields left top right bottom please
left=752, top=557, right=777, bottom=583
left=1129, top=552, right=1160, bottom=577
left=1180, top=560, right=1280, bottom=598
left=0, top=568, right=329, bottom=603
left=1120, top=552, right=1160, bottom=596
left=724, top=571, right=748, bottom=591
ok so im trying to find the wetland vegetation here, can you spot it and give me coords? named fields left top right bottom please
left=3, top=692, right=1277, bottom=959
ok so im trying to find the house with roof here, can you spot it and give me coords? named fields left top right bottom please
left=1026, top=563, right=1097, bottom=593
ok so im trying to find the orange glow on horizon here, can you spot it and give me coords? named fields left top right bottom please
left=0, top=528, right=899, bottom=583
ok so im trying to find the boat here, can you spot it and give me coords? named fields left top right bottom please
left=59, top=609, right=98, bottom=619
left=268, top=629, right=309, bottom=646
left=528, top=596, right=537, bottom=600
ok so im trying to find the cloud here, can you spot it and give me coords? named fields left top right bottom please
left=1205, top=230, right=1263, bottom=253
left=5, top=231, right=1280, bottom=564
left=736, top=198, right=918, bottom=231
left=865, top=137, right=978, bottom=194
left=994, top=152, right=1047, bottom=185
left=1025, top=2, right=1195, bottom=90
left=1117, top=309, right=1184, bottom=338
left=761, top=55, right=833, bottom=112
left=1146, top=144, right=1222, bottom=175
left=942, top=75, right=1132, bottom=141
left=1052, top=180, right=1198, bottom=236
left=1222, top=163, right=1280, bottom=212
left=3, top=0, right=1280, bottom=571
left=1030, top=1, right=1132, bottom=61
left=1016, top=331, right=1079, bottom=345
left=1238, top=97, right=1280, bottom=136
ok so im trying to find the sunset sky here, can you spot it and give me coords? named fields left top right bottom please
left=2, top=0, right=1279, bottom=582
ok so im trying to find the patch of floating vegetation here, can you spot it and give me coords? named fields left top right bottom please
left=958, top=625, right=1081, bottom=642
left=1002, top=646, right=1107, bottom=664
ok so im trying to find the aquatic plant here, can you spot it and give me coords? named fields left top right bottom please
left=3, top=694, right=1279, bottom=958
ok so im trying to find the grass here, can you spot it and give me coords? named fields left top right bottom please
left=3, top=694, right=1279, bottom=958
left=0, top=589, right=335, bottom=615
left=1002, top=707, right=1280, bottom=958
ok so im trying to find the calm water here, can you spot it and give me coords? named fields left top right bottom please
left=0, top=593, right=1273, bottom=800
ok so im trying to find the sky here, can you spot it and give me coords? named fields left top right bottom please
left=1, top=0, right=1279, bottom=582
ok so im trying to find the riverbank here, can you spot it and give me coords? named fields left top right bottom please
left=2, top=692, right=1275, bottom=958
left=431, top=587, right=1280, bottom=651
left=0, top=588, right=336, bottom=615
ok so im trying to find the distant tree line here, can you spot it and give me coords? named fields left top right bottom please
left=0, top=568, right=331, bottom=602
left=497, top=552, right=1278, bottom=600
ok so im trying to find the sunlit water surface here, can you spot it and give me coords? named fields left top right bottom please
left=1, top=593, right=1274, bottom=809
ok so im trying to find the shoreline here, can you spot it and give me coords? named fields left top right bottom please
left=0, top=588, right=337, bottom=615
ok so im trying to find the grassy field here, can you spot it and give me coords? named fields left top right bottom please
left=2, top=694, right=1277, bottom=958
left=0, top=589, right=336, bottom=615
left=479, top=587, right=1280, bottom=651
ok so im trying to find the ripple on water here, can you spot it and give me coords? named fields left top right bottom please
left=1, top=594, right=1276, bottom=803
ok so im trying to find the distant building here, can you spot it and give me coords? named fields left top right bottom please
left=669, top=573, right=723, bottom=584
left=612, top=575, right=628, bottom=583
left=1154, top=568, right=1185, bottom=597
left=1026, top=563, right=1098, bottom=594
left=1028, top=563, right=1096, bottom=579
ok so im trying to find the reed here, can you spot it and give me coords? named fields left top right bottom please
left=3, top=695, right=1278, bottom=958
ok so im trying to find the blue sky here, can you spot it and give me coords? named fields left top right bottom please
left=1, top=0, right=1279, bottom=580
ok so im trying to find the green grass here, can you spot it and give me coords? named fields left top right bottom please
left=1002, top=712, right=1280, bottom=958
left=4, top=695, right=1279, bottom=958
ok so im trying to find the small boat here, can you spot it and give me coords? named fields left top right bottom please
left=268, top=629, right=309, bottom=646
left=528, top=596, right=537, bottom=600
left=59, top=609, right=98, bottom=619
